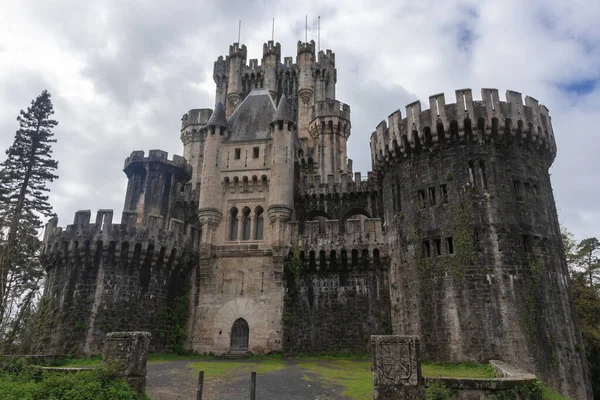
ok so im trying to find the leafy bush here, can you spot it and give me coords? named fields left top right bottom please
left=0, top=362, right=148, bottom=400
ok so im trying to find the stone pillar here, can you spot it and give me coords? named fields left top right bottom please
left=250, top=213, right=257, bottom=240
left=371, top=335, right=424, bottom=400
left=102, top=331, right=151, bottom=394
left=237, top=215, right=244, bottom=241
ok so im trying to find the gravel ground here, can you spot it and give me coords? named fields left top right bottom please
left=146, top=359, right=347, bottom=400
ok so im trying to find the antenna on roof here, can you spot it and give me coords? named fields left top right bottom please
left=305, top=15, right=308, bottom=43
left=272, top=17, right=275, bottom=41
left=238, top=20, right=241, bottom=43
left=318, top=16, right=321, bottom=52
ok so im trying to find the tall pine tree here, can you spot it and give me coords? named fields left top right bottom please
left=0, top=90, right=58, bottom=324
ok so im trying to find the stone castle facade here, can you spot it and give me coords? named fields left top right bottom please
left=38, top=40, right=591, bottom=398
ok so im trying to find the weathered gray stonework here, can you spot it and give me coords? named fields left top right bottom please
left=102, top=331, right=151, bottom=393
left=36, top=40, right=590, bottom=399
left=370, top=90, right=592, bottom=399
left=371, top=335, right=423, bottom=399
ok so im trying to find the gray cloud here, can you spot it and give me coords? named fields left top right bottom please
left=0, top=0, right=599, bottom=241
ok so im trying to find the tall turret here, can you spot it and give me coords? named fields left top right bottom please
left=268, top=95, right=295, bottom=251
left=316, top=49, right=337, bottom=101
left=309, top=100, right=351, bottom=181
left=181, top=109, right=212, bottom=191
left=122, top=150, right=192, bottom=227
left=198, top=102, right=228, bottom=244
left=262, top=41, right=281, bottom=100
left=213, top=56, right=228, bottom=106
left=226, top=43, right=247, bottom=117
left=296, top=40, right=316, bottom=141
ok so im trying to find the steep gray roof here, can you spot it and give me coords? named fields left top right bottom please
left=206, top=101, right=228, bottom=129
left=272, top=95, right=294, bottom=123
left=227, top=89, right=276, bottom=141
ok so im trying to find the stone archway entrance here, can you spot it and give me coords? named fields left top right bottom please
left=230, top=318, right=249, bottom=351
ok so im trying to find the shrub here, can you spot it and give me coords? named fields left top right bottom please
left=0, top=365, right=148, bottom=400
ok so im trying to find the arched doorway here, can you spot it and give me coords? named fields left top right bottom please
left=230, top=318, right=249, bottom=351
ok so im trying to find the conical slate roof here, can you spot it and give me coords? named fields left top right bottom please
left=272, top=95, right=294, bottom=123
left=206, top=101, right=229, bottom=129
left=227, top=89, right=276, bottom=141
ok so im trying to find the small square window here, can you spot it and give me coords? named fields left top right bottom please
left=422, top=240, right=431, bottom=258
left=418, top=190, right=426, bottom=209
left=434, top=239, right=442, bottom=256
left=446, top=237, right=454, bottom=254
left=440, top=184, right=448, bottom=204
left=253, top=147, right=259, bottom=158
left=428, top=187, right=436, bottom=206
left=234, top=148, right=241, bottom=160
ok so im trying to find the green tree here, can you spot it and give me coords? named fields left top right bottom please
left=0, top=90, right=58, bottom=326
left=562, top=226, right=600, bottom=397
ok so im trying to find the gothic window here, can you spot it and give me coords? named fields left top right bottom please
left=242, top=207, right=251, bottom=240
left=229, top=207, right=238, bottom=241
left=254, top=206, right=264, bottom=240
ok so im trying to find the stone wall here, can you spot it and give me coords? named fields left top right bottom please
left=35, top=211, right=196, bottom=355
left=379, top=132, right=590, bottom=398
left=283, top=264, right=391, bottom=354
left=189, top=252, right=284, bottom=355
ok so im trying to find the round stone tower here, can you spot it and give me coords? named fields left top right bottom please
left=198, top=102, right=228, bottom=245
left=268, top=95, right=295, bottom=252
left=370, top=88, right=591, bottom=399
left=262, top=41, right=281, bottom=100
left=226, top=43, right=247, bottom=117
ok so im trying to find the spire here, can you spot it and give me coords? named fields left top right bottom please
left=206, top=101, right=229, bottom=129
left=272, top=95, right=294, bottom=124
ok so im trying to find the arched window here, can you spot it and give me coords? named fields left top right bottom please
left=254, top=206, right=264, bottom=240
left=242, top=207, right=251, bottom=240
left=309, top=250, right=316, bottom=271
left=341, top=249, right=348, bottom=270
left=230, top=207, right=238, bottom=241
left=351, top=249, right=359, bottom=267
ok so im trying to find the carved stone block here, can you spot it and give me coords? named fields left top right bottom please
left=371, top=335, right=423, bottom=399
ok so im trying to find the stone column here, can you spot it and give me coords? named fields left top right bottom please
left=250, top=213, right=256, bottom=240
left=102, top=331, right=151, bottom=394
left=371, top=335, right=423, bottom=400
left=237, top=215, right=244, bottom=241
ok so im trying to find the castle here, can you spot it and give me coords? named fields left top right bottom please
left=38, top=40, right=591, bottom=398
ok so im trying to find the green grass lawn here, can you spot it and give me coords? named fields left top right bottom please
left=55, top=354, right=567, bottom=400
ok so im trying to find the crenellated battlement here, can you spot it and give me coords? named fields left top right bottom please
left=42, top=209, right=198, bottom=269
left=309, top=100, right=351, bottom=138
left=181, top=108, right=212, bottom=130
left=317, top=49, right=335, bottom=66
left=297, top=40, right=316, bottom=56
left=228, top=42, right=247, bottom=59
left=123, top=150, right=192, bottom=179
left=298, top=171, right=378, bottom=197
left=369, top=88, right=557, bottom=172
left=263, top=40, right=281, bottom=58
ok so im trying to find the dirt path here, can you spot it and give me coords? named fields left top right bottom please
left=146, top=359, right=347, bottom=400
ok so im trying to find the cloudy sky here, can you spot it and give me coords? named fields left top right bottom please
left=0, top=0, right=598, bottom=240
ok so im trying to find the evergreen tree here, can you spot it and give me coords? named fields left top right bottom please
left=0, top=90, right=58, bottom=325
